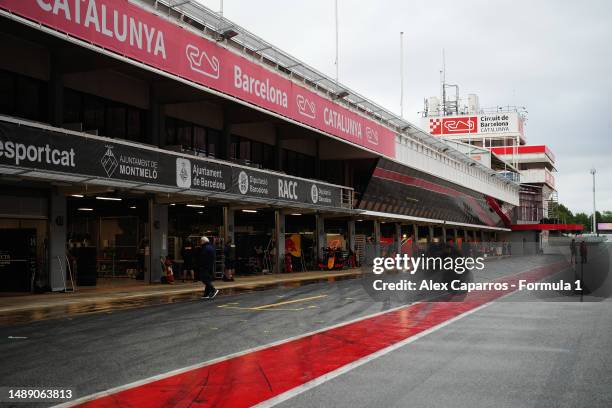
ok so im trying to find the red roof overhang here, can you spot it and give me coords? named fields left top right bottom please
left=511, top=224, right=583, bottom=231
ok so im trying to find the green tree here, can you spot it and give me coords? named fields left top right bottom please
left=545, top=202, right=610, bottom=232
left=574, top=212, right=591, bottom=232
left=555, top=203, right=574, bottom=224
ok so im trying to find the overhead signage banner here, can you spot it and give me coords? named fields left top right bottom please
left=0, top=122, right=344, bottom=209
left=0, top=0, right=396, bottom=157
left=422, top=112, right=524, bottom=137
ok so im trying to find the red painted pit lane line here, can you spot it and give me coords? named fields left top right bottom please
left=66, top=262, right=567, bottom=408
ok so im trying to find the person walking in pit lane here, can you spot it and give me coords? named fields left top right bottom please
left=198, top=236, right=219, bottom=299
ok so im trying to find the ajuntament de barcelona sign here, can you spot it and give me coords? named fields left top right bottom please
left=0, top=121, right=343, bottom=209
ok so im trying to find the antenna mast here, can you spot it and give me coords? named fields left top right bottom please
left=400, top=31, right=404, bottom=117
left=441, top=49, right=446, bottom=116
left=440, top=49, right=459, bottom=116
left=335, top=0, right=339, bottom=83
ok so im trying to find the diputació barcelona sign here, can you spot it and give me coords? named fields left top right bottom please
left=0, top=0, right=396, bottom=157
left=0, top=121, right=344, bottom=209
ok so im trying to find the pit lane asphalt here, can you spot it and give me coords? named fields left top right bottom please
left=0, top=255, right=597, bottom=406
left=277, top=296, right=612, bottom=408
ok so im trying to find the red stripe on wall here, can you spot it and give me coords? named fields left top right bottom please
left=372, top=168, right=497, bottom=226
left=0, top=0, right=395, bottom=156
left=373, top=168, right=461, bottom=197
left=511, top=224, right=583, bottom=231
left=73, top=262, right=566, bottom=408
left=489, top=145, right=555, bottom=162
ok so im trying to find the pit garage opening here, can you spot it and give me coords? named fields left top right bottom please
left=66, top=193, right=149, bottom=287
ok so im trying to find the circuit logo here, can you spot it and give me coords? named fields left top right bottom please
left=296, top=94, right=316, bottom=119
left=366, top=127, right=379, bottom=145
left=185, top=44, right=220, bottom=79
left=429, top=117, right=478, bottom=135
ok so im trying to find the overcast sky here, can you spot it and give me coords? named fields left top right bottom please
left=197, top=0, right=612, bottom=214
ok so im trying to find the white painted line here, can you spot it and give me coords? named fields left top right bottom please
left=52, top=302, right=415, bottom=408
left=254, top=264, right=570, bottom=407
left=255, top=297, right=502, bottom=408
left=53, top=263, right=562, bottom=408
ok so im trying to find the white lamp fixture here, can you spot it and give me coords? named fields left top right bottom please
left=96, top=196, right=122, bottom=201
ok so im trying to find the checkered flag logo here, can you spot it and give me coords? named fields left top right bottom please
left=429, top=118, right=442, bottom=135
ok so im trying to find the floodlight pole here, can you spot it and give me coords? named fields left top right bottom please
left=591, top=168, right=597, bottom=235
left=400, top=31, right=404, bottom=117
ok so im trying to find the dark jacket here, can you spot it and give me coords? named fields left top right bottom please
left=181, top=244, right=193, bottom=268
left=224, top=243, right=236, bottom=262
left=198, top=242, right=215, bottom=279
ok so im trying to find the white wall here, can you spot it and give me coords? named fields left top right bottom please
left=395, top=138, right=519, bottom=205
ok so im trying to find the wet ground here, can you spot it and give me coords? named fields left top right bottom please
left=0, top=253, right=611, bottom=407
left=0, top=269, right=362, bottom=326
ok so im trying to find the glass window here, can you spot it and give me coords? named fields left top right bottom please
left=16, top=75, right=46, bottom=121
left=165, top=117, right=177, bottom=146
left=82, top=95, right=105, bottom=134
left=106, top=105, right=126, bottom=139
left=177, top=121, right=192, bottom=149
left=239, top=139, right=250, bottom=162
left=262, top=144, right=274, bottom=170
left=207, top=129, right=220, bottom=158
left=251, top=141, right=263, bottom=167
left=126, top=108, right=142, bottom=142
left=193, top=126, right=207, bottom=154
left=283, top=150, right=295, bottom=175
left=0, top=70, right=16, bottom=116
left=0, top=70, right=48, bottom=121
left=230, top=135, right=240, bottom=160
left=63, top=89, right=82, bottom=124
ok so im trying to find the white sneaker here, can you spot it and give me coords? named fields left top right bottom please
left=209, top=289, right=220, bottom=300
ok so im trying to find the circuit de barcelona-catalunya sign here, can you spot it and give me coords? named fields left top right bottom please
left=0, top=121, right=344, bottom=209
left=0, top=0, right=396, bottom=157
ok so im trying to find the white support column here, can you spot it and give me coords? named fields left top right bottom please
left=316, top=214, right=325, bottom=262
left=395, top=223, right=402, bottom=254
left=49, top=189, right=67, bottom=291
left=223, top=207, right=235, bottom=242
left=348, top=219, right=356, bottom=253
left=275, top=210, right=285, bottom=274
left=373, top=220, right=381, bottom=257
left=147, top=199, right=168, bottom=283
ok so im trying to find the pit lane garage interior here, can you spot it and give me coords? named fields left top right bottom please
left=0, top=1, right=515, bottom=292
